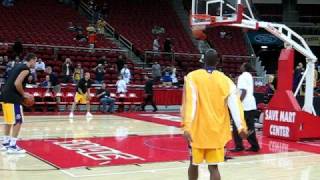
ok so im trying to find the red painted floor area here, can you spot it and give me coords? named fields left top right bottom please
left=18, top=134, right=320, bottom=169
left=117, top=112, right=181, bottom=127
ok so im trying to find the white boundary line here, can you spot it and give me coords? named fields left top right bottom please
left=60, top=154, right=320, bottom=178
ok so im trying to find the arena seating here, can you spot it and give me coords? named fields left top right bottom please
left=91, top=0, right=198, bottom=54
left=23, top=86, right=183, bottom=112
left=205, top=27, right=250, bottom=76
left=297, top=4, right=320, bottom=23
left=254, top=4, right=283, bottom=22
left=0, top=0, right=117, bottom=48
left=1, top=45, right=147, bottom=85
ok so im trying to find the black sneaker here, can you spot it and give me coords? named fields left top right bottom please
left=229, top=147, right=244, bottom=152
left=245, top=147, right=260, bottom=152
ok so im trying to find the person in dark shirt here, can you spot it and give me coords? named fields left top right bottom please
left=96, top=82, right=115, bottom=113
left=62, top=58, right=74, bottom=83
left=1, top=53, right=37, bottom=154
left=12, top=39, right=23, bottom=57
left=141, top=75, right=158, bottom=112
left=69, top=72, right=93, bottom=118
left=93, top=64, right=105, bottom=84
left=116, top=55, right=125, bottom=73
left=46, top=66, right=61, bottom=102
left=26, top=74, right=36, bottom=85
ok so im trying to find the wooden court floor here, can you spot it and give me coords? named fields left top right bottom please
left=0, top=114, right=320, bottom=180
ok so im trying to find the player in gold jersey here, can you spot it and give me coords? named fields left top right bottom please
left=181, top=49, right=247, bottom=180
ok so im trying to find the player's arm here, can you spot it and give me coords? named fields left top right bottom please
left=237, top=75, right=247, bottom=101
left=14, top=70, right=30, bottom=97
left=96, top=90, right=105, bottom=98
left=77, top=81, right=84, bottom=94
left=181, top=76, right=197, bottom=142
left=227, top=79, right=248, bottom=137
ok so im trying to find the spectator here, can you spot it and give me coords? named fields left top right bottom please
left=35, top=58, right=46, bottom=71
left=30, top=67, right=37, bottom=81
left=116, top=55, right=125, bottom=73
left=73, top=63, right=84, bottom=83
left=151, top=61, right=161, bottom=82
left=68, top=22, right=77, bottom=31
left=162, top=66, right=172, bottom=86
left=5, top=58, right=16, bottom=78
left=141, top=75, right=157, bottom=112
left=93, top=64, right=105, bottom=84
left=153, top=36, right=160, bottom=52
left=163, top=38, right=173, bottom=53
left=75, top=31, right=87, bottom=42
left=62, top=58, right=74, bottom=83
left=120, top=64, right=131, bottom=84
left=116, top=75, right=127, bottom=94
left=46, top=66, right=61, bottom=102
left=40, top=75, right=51, bottom=89
left=96, top=19, right=107, bottom=34
left=152, top=25, right=165, bottom=35
left=264, top=74, right=275, bottom=103
left=87, top=26, right=97, bottom=48
left=97, top=56, right=107, bottom=68
left=3, top=56, right=8, bottom=65
left=293, top=62, right=304, bottom=92
left=171, top=66, right=178, bottom=86
left=96, top=82, right=115, bottom=113
left=12, top=38, right=23, bottom=57
left=26, top=75, right=36, bottom=86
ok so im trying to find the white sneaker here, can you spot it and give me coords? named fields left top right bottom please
left=86, top=112, right=93, bottom=118
left=6, top=146, right=26, bottom=154
left=69, top=112, right=74, bottom=118
left=0, top=143, right=9, bottom=151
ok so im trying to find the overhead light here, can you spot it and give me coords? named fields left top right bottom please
left=261, top=46, right=268, bottom=49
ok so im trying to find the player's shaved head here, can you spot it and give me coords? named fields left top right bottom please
left=204, top=49, right=219, bottom=67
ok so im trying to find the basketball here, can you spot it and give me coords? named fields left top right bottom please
left=22, top=93, right=35, bottom=107
left=192, top=25, right=207, bottom=40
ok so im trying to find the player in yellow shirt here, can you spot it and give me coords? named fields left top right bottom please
left=181, top=49, right=247, bottom=180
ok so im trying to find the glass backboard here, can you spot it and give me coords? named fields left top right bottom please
left=191, top=0, right=246, bottom=27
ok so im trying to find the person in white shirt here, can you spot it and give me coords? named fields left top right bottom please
left=153, top=36, right=160, bottom=52
left=231, top=62, right=260, bottom=152
left=120, top=64, right=131, bottom=84
left=35, top=58, right=45, bottom=71
left=116, top=75, right=127, bottom=94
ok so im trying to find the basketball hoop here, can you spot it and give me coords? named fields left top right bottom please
left=191, top=0, right=318, bottom=114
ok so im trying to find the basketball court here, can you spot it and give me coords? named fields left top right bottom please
left=1, top=0, right=320, bottom=179
left=0, top=113, right=320, bottom=180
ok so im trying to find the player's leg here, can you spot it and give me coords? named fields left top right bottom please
left=189, top=147, right=203, bottom=180
left=100, top=97, right=108, bottom=113
left=1, top=125, right=12, bottom=151
left=149, top=95, right=157, bottom=112
left=69, top=93, right=80, bottom=118
left=208, top=165, right=220, bottom=180
left=85, top=95, right=92, bottom=117
left=7, top=104, right=26, bottom=154
left=1, top=103, right=14, bottom=151
left=188, top=161, right=198, bottom=180
left=206, top=148, right=224, bottom=180
left=245, top=110, right=260, bottom=152
left=230, top=121, right=244, bottom=152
